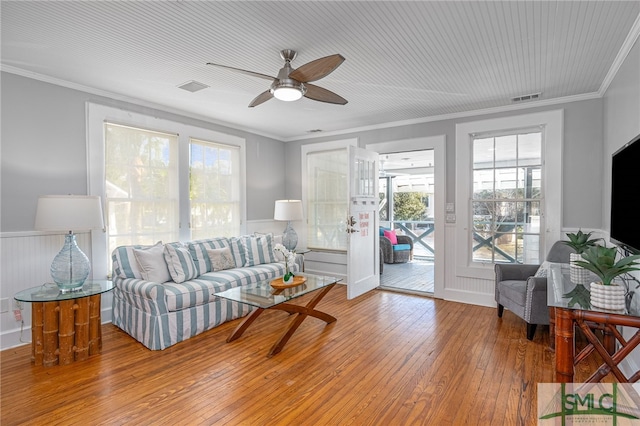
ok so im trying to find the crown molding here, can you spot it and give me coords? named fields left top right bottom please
left=599, top=13, right=640, bottom=96
left=286, top=92, right=602, bottom=142
left=0, top=64, right=284, bottom=142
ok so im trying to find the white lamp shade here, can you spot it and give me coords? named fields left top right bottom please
left=274, top=200, right=304, bottom=221
left=35, top=195, right=105, bottom=232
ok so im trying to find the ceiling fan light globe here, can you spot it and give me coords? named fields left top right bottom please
left=273, top=87, right=303, bottom=101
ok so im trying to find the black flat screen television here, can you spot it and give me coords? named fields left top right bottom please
left=610, top=132, right=640, bottom=254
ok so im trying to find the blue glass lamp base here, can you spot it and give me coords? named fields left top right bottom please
left=282, top=221, right=298, bottom=251
left=51, top=233, right=91, bottom=292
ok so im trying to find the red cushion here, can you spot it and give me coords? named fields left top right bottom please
left=383, top=229, right=398, bottom=245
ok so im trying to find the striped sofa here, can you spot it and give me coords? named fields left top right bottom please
left=111, top=235, right=299, bottom=350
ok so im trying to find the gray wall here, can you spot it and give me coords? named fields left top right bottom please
left=603, top=37, right=640, bottom=232
left=1, top=72, right=286, bottom=232
left=286, top=98, right=605, bottom=230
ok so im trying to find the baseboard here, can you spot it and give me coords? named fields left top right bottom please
left=0, top=306, right=113, bottom=352
left=441, top=288, right=496, bottom=308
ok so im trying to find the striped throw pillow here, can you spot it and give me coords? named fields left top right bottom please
left=112, top=241, right=163, bottom=279
left=164, top=243, right=199, bottom=283
left=241, top=234, right=276, bottom=267
left=229, top=237, right=246, bottom=268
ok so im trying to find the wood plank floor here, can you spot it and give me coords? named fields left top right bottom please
left=380, top=260, right=434, bottom=294
left=1, top=286, right=609, bottom=425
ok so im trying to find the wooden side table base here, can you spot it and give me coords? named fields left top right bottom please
left=226, top=283, right=337, bottom=357
left=29, top=295, right=103, bottom=367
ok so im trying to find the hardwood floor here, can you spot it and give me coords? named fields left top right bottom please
left=1, top=286, right=608, bottom=425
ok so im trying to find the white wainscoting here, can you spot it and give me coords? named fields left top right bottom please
left=0, top=231, right=111, bottom=350
left=442, top=224, right=496, bottom=307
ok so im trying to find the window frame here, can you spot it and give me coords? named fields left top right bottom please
left=455, top=110, right=563, bottom=280
left=87, top=103, right=246, bottom=279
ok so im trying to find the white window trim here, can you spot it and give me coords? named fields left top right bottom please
left=86, top=103, right=246, bottom=279
left=301, top=138, right=358, bottom=252
left=455, top=110, right=563, bottom=280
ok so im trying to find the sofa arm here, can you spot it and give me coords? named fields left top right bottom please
left=112, top=276, right=169, bottom=314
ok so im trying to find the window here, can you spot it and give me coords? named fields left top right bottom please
left=306, top=149, right=348, bottom=251
left=471, top=130, right=542, bottom=264
left=105, top=123, right=179, bottom=252
left=88, top=104, right=246, bottom=279
left=189, top=138, right=240, bottom=239
left=455, top=110, right=563, bottom=280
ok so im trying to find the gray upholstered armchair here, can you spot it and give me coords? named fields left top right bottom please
left=494, top=241, right=575, bottom=340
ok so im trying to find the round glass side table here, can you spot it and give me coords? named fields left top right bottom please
left=14, top=280, right=113, bottom=367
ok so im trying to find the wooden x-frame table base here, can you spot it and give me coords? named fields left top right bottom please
left=555, top=307, right=640, bottom=383
left=226, top=283, right=337, bottom=357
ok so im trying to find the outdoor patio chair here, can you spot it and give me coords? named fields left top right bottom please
left=379, top=227, right=413, bottom=264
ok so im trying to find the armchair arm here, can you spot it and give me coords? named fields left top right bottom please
left=396, top=235, right=414, bottom=250
left=380, top=236, right=393, bottom=263
left=524, top=276, right=550, bottom=324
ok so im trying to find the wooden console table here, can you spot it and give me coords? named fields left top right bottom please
left=548, top=263, right=640, bottom=383
left=14, top=280, right=113, bottom=367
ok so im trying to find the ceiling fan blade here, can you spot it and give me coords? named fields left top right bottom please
left=289, top=54, right=345, bottom=83
left=206, top=62, right=275, bottom=81
left=304, top=84, right=348, bottom=105
left=248, top=90, right=273, bottom=108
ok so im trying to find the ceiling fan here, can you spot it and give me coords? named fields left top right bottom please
left=206, top=49, right=348, bottom=108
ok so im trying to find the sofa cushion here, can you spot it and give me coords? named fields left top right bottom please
left=207, top=247, right=236, bottom=271
left=162, top=279, right=228, bottom=312
left=134, top=243, right=172, bottom=283
left=164, top=243, right=199, bottom=283
left=163, top=262, right=289, bottom=312
left=392, top=243, right=411, bottom=251
left=241, top=234, right=276, bottom=267
left=113, top=241, right=163, bottom=279
left=188, top=237, right=230, bottom=275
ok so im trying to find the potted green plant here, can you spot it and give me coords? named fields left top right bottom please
left=563, top=230, right=601, bottom=284
left=573, top=245, right=640, bottom=310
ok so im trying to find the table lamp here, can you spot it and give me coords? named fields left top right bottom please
left=274, top=199, right=303, bottom=251
left=34, top=195, right=105, bottom=292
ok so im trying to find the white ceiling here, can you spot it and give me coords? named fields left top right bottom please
left=2, top=1, right=639, bottom=141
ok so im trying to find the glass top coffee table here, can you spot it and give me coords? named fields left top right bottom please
left=215, top=273, right=341, bottom=357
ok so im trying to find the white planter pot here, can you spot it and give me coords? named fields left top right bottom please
left=570, top=253, right=590, bottom=285
left=590, top=282, right=626, bottom=311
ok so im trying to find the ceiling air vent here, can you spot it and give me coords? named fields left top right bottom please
left=307, top=129, right=323, bottom=133
left=177, top=80, right=209, bottom=93
left=511, top=92, right=541, bottom=103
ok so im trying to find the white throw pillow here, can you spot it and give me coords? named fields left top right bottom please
left=134, top=243, right=171, bottom=283
left=206, top=247, right=236, bottom=271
